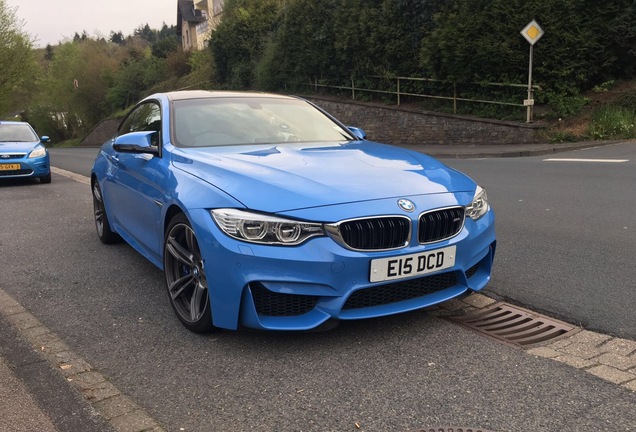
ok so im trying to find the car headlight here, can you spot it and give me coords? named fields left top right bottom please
left=211, top=209, right=325, bottom=245
left=465, top=185, right=489, bottom=220
left=28, top=146, right=47, bottom=158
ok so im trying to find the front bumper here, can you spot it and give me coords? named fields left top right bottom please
left=0, top=154, right=50, bottom=179
left=188, top=202, right=496, bottom=331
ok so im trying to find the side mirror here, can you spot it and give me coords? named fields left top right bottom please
left=40, top=136, right=50, bottom=143
left=113, top=131, right=159, bottom=156
left=347, top=126, right=367, bottom=140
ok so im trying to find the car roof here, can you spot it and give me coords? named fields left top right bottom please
left=0, top=121, right=29, bottom=125
left=161, top=90, right=299, bottom=102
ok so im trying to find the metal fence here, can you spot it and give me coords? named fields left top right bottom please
left=288, top=75, right=540, bottom=120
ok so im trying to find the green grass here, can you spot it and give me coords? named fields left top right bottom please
left=589, top=105, right=636, bottom=140
left=547, top=131, right=580, bottom=144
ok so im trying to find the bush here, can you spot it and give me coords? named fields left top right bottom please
left=589, top=105, right=636, bottom=140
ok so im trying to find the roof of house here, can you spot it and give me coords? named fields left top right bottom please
left=176, top=0, right=206, bottom=36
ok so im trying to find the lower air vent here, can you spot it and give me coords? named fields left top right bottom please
left=465, top=262, right=480, bottom=279
left=250, top=283, right=319, bottom=317
left=343, top=272, right=457, bottom=310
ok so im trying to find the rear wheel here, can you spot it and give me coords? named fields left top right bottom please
left=92, top=181, right=121, bottom=244
left=164, top=214, right=214, bottom=333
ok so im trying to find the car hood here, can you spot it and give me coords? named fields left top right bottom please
left=171, top=141, right=476, bottom=213
left=0, top=141, right=41, bottom=154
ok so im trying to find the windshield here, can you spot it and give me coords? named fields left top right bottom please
left=0, top=123, right=39, bottom=142
left=172, top=97, right=353, bottom=147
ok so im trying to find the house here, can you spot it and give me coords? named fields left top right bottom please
left=177, top=0, right=224, bottom=50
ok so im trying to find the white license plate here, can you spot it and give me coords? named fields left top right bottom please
left=369, top=246, right=456, bottom=282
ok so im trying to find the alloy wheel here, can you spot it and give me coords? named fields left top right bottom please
left=164, top=220, right=210, bottom=326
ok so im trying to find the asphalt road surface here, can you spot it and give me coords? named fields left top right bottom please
left=47, top=142, right=636, bottom=340
left=447, top=142, right=636, bottom=340
left=2, top=172, right=636, bottom=431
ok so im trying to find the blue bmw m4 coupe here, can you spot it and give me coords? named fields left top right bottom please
left=91, top=91, right=495, bottom=332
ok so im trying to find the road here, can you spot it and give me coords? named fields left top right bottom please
left=49, top=147, right=98, bottom=177
left=2, top=168, right=636, bottom=431
left=47, top=142, right=636, bottom=340
left=449, top=143, right=636, bottom=340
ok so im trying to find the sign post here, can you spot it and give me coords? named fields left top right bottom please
left=520, top=20, right=544, bottom=123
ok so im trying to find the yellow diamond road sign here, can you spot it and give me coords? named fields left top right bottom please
left=521, top=20, right=544, bottom=45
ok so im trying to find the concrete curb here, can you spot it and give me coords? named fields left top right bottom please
left=0, top=288, right=165, bottom=432
left=406, top=140, right=630, bottom=159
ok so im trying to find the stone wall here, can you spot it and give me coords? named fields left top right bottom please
left=308, top=97, right=544, bottom=146
left=79, top=118, right=120, bottom=147
left=79, top=98, right=545, bottom=147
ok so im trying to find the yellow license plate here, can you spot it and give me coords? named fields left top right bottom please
left=0, top=163, right=21, bottom=171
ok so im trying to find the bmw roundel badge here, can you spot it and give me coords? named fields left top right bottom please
left=398, top=199, right=415, bottom=212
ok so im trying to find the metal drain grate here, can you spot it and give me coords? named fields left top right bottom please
left=413, top=428, right=498, bottom=432
left=448, top=302, right=578, bottom=348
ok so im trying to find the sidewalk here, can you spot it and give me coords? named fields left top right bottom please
left=0, top=355, right=57, bottom=432
left=0, top=311, right=116, bottom=432
left=0, top=286, right=160, bottom=432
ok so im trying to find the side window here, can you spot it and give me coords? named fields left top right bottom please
left=117, top=110, right=139, bottom=137
left=117, top=102, right=162, bottom=147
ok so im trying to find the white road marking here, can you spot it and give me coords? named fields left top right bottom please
left=543, top=158, right=628, bottom=163
left=51, top=166, right=91, bottom=185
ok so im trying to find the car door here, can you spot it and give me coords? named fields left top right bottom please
left=106, top=101, right=165, bottom=259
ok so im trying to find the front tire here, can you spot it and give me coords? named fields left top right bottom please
left=39, top=173, right=52, bottom=184
left=164, top=214, right=214, bottom=333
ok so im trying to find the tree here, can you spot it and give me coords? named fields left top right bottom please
left=110, top=31, right=125, bottom=45
left=135, top=24, right=156, bottom=43
left=152, top=36, right=179, bottom=59
left=0, top=0, right=37, bottom=114
left=210, top=0, right=285, bottom=88
left=219, top=0, right=452, bottom=90
left=44, top=44, right=55, bottom=61
left=600, top=0, right=636, bottom=78
left=73, top=31, right=89, bottom=42
left=257, top=0, right=337, bottom=88
left=107, top=50, right=172, bottom=110
left=32, top=39, right=125, bottom=138
left=419, top=0, right=636, bottom=116
left=158, top=23, right=177, bottom=40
